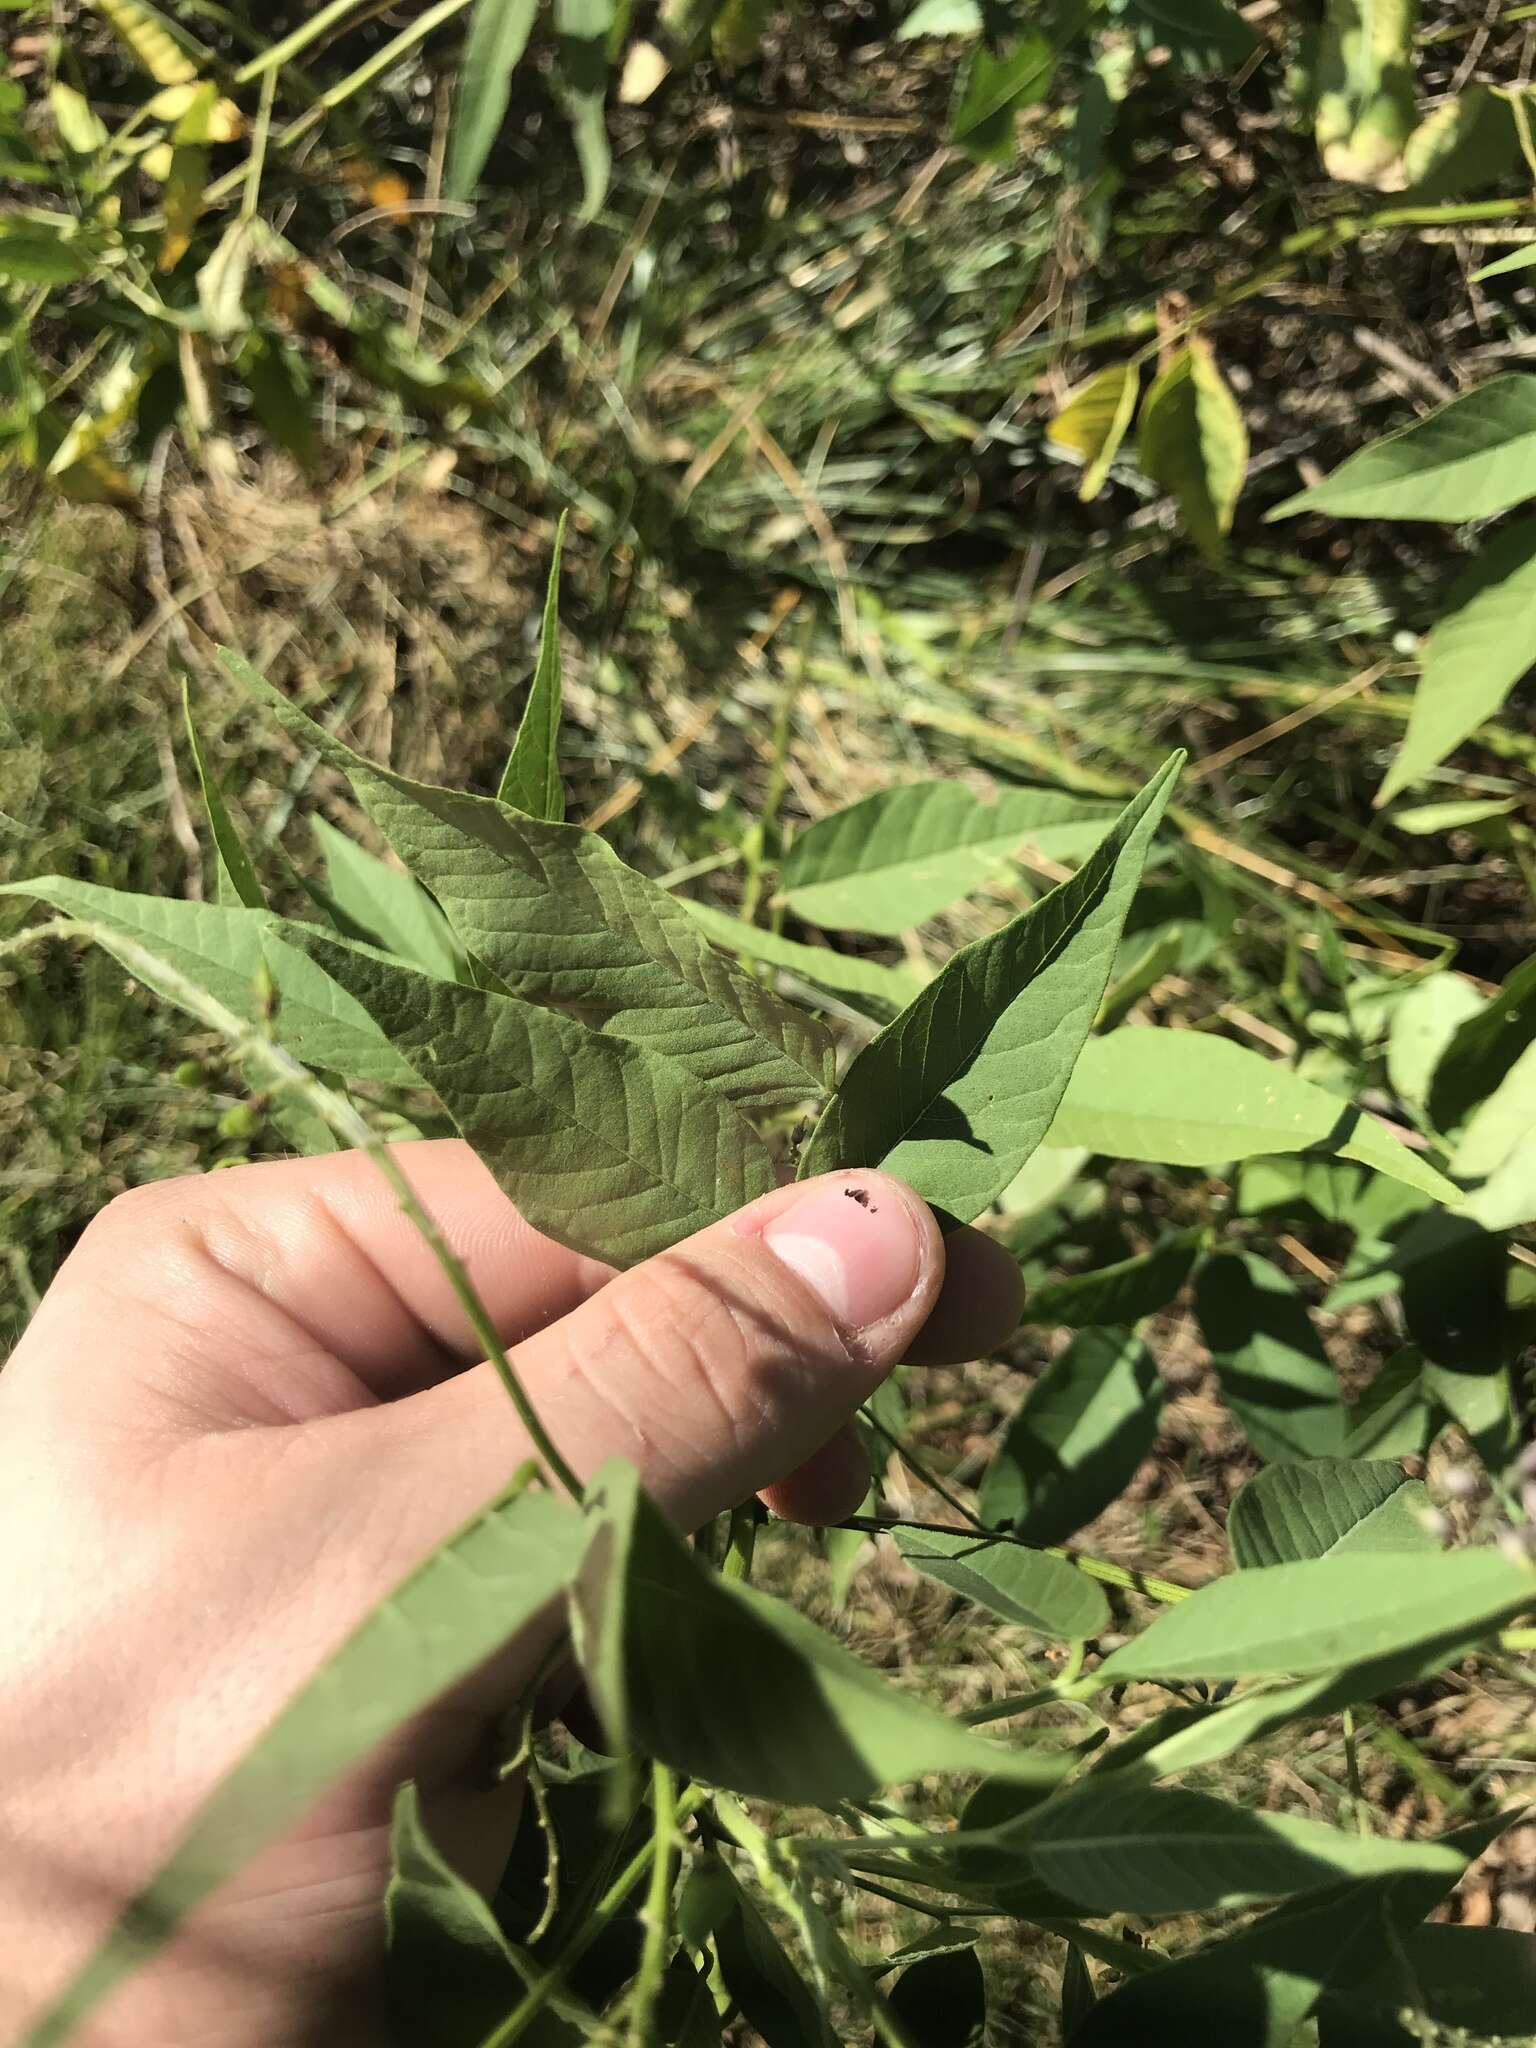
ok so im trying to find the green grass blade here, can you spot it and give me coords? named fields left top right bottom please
left=444, top=0, right=541, bottom=201
left=181, top=678, right=266, bottom=909
left=498, top=512, right=567, bottom=822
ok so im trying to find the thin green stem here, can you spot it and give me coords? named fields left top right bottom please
left=481, top=1788, right=709, bottom=2048
left=851, top=1875, right=983, bottom=1921
left=3, top=920, right=581, bottom=1501
left=273, top=0, right=473, bottom=148
left=240, top=66, right=277, bottom=223
left=858, top=1414, right=987, bottom=1531
left=234, top=0, right=388, bottom=82
left=1342, top=1706, right=1367, bottom=1833
left=625, top=1764, right=680, bottom=2048
left=836, top=1512, right=1192, bottom=1606
left=738, top=658, right=799, bottom=932
left=721, top=1499, right=758, bottom=1582
left=1052, top=194, right=1536, bottom=361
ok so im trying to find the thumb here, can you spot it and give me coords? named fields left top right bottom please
left=345, top=1170, right=944, bottom=1579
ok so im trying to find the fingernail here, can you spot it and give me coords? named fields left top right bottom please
left=761, top=1180, right=923, bottom=1332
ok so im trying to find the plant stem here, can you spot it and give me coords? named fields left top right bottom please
left=858, top=1411, right=988, bottom=1531
left=738, top=656, right=799, bottom=933
left=234, top=0, right=383, bottom=80
left=721, top=1499, right=758, bottom=1582
left=480, top=1785, right=709, bottom=2048
left=2, top=921, right=582, bottom=1501
left=240, top=65, right=277, bottom=222
left=273, top=0, right=474, bottom=148
left=1056, top=194, right=1536, bottom=360
left=836, top=1512, right=1192, bottom=1605
left=1342, top=1706, right=1367, bottom=1832
left=625, top=1764, right=680, bottom=2048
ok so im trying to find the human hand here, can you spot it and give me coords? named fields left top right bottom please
left=0, top=1141, right=1022, bottom=2046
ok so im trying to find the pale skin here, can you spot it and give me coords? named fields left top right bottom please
left=0, top=1140, right=1023, bottom=2045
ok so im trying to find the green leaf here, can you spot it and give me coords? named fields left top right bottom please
left=1313, top=0, right=1417, bottom=183
left=1068, top=1815, right=1509, bottom=2047
left=682, top=1858, right=835, bottom=2048
left=1046, top=1027, right=1461, bottom=1206
left=1047, top=363, right=1140, bottom=502
left=1456, top=1038, right=1536, bottom=1178
left=1379, top=516, right=1536, bottom=803
left=1385, top=971, right=1483, bottom=1120
left=241, top=332, right=321, bottom=475
left=1473, top=242, right=1536, bottom=280
left=1345, top=1924, right=1536, bottom=2038
left=680, top=898, right=924, bottom=1012
left=1028, top=1781, right=1466, bottom=1916
left=555, top=0, right=613, bottom=217
left=21, top=1485, right=588, bottom=2048
left=951, top=33, right=1056, bottom=161
left=1136, top=341, right=1247, bottom=560
left=979, top=1327, right=1163, bottom=1542
left=499, top=514, right=568, bottom=822
left=1096, top=1546, right=1534, bottom=1683
left=799, top=756, right=1181, bottom=1221
left=182, top=679, right=265, bottom=909
left=572, top=1463, right=1076, bottom=1804
left=1401, top=85, right=1523, bottom=202
left=1391, top=795, right=1520, bottom=832
left=1270, top=374, right=1536, bottom=522
left=1345, top=1348, right=1434, bottom=1458
left=894, top=1527, right=1111, bottom=1638
left=1195, top=1252, right=1346, bottom=1463
left=1430, top=949, right=1536, bottom=1133
left=1062, top=1941, right=1096, bottom=2039
left=1228, top=1458, right=1434, bottom=1568
left=49, top=81, right=108, bottom=153
left=898, top=0, right=982, bottom=34
left=1022, top=1230, right=1202, bottom=1330
left=0, top=878, right=415, bottom=1085
left=1395, top=1211, right=1514, bottom=1464
left=781, top=781, right=1118, bottom=935
left=445, top=0, right=540, bottom=200
left=288, top=932, right=777, bottom=1265
left=225, top=650, right=834, bottom=1116
left=995, top=1144, right=1092, bottom=1218
left=888, top=1945, right=987, bottom=2048
left=386, top=1783, right=531, bottom=2046
left=195, top=217, right=254, bottom=340
left=312, top=815, right=469, bottom=983
left=0, top=218, right=98, bottom=283
left=1116, top=0, right=1257, bottom=72
left=1463, top=1128, right=1536, bottom=1231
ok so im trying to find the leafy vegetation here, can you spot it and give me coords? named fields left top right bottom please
left=4, top=0, right=1536, bottom=2041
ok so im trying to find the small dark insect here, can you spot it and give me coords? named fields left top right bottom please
left=842, top=1185, right=876, bottom=1212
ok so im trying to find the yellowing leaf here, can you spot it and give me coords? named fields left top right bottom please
left=158, top=81, right=217, bottom=272
left=1137, top=340, right=1247, bottom=559
left=146, top=83, right=244, bottom=141
left=49, top=83, right=108, bottom=155
left=1047, top=361, right=1140, bottom=501
left=90, top=0, right=199, bottom=83
left=196, top=218, right=254, bottom=338
left=1314, top=0, right=1417, bottom=186
left=45, top=347, right=148, bottom=478
left=1401, top=86, right=1521, bottom=202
